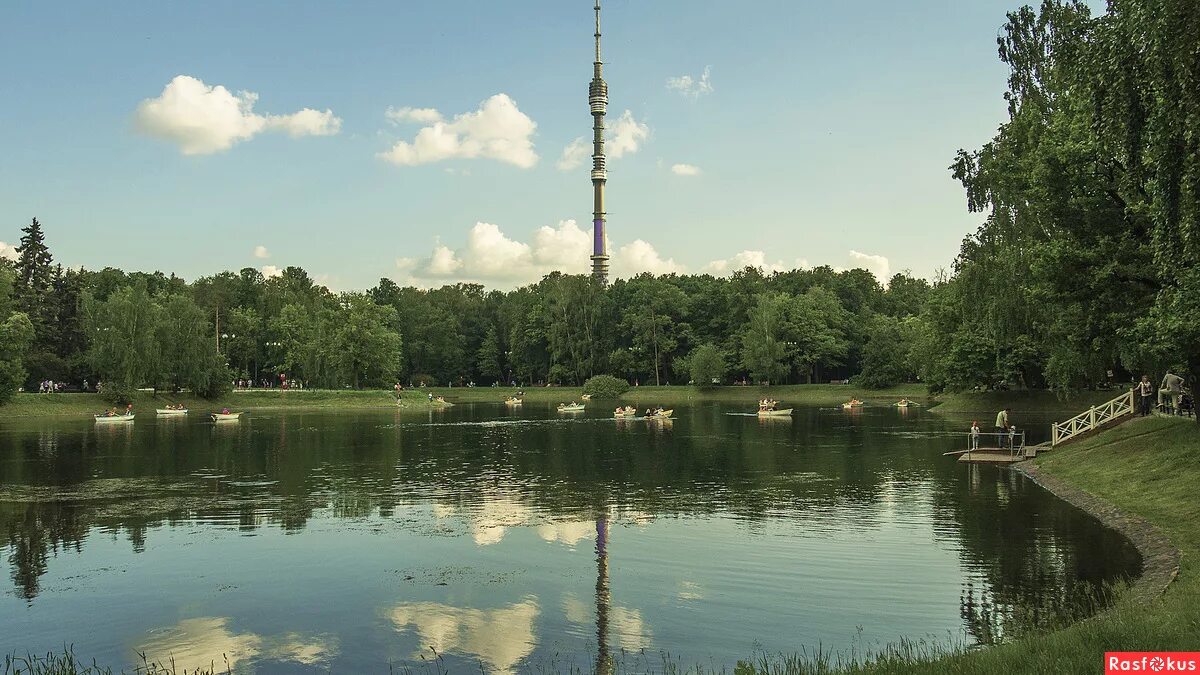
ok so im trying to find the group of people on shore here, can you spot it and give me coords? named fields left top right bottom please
left=1134, top=371, right=1191, bottom=417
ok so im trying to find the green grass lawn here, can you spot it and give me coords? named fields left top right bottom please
left=436, top=383, right=929, bottom=407
left=0, top=389, right=437, bottom=418
left=744, top=415, right=1200, bottom=674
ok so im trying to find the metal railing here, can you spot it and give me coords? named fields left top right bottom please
left=965, top=431, right=1027, bottom=461
left=1051, top=390, right=1135, bottom=446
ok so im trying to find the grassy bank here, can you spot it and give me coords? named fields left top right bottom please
left=748, top=415, right=1198, bottom=674
left=926, top=388, right=1126, bottom=415
left=440, top=383, right=930, bottom=407
left=0, top=389, right=445, bottom=419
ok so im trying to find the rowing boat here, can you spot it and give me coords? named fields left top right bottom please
left=558, top=403, right=586, bottom=412
left=94, top=414, right=134, bottom=423
left=614, top=408, right=638, bottom=418
left=842, top=401, right=864, bottom=409
left=156, top=408, right=188, bottom=416
left=504, top=398, right=523, bottom=406
left=757, top=408, right=793, bottom=417
left=211, top=412, right=243, bottom=421
left=581, top=394, right=592, bottom=401
left=646, top=409, right=673, bottom=420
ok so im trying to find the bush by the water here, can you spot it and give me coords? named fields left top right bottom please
left=582, top=375, right=630, bottom=399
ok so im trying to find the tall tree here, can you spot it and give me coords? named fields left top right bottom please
left=740, top=294, right=790, bottom=385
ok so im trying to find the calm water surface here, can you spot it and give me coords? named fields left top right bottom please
left=0, top=403, right=1139, bottom=673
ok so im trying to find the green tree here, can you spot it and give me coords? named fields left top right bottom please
left=856, top=315, right=910, bottom=388
left=157, top=294, right=229, bottom=397
left=329, top=294, right=402, bottom=388
left=83, top=282, right=162, bottom=399
left=620, top=275, right=687, bottom=385
left=476, top=326, right=503, bottom=382
left=740, top=294, right=790, bottom=384
left=224, top=306, right=262, bottom=380
left=688, top=344, right=727, bottom=387
left=13, top=218, right=54, bottom=339
left=0, top=313, right=34, bottom=403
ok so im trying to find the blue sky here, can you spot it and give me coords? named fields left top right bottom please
left=0, top=1, right=1078, bottom=289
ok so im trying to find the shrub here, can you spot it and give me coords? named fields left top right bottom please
left=99, top=383, right=136, bottom=406
left=583, top=374, right=630, bottom=399
left=411, top=373, right=436, bottom=387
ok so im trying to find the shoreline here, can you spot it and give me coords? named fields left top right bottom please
left=1014, top=460, right=1181, bottom=606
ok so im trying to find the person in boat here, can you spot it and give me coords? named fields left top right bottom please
left=221, top=407, right=231, bottom=415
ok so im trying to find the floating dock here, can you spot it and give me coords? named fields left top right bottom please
left=956, top=449, right=1025, bottom=465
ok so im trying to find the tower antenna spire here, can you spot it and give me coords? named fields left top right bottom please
left=589, top=0, right=610, bottom=284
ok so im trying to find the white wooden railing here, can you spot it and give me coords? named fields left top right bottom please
left=1051, top=390, right=1135, bottom=446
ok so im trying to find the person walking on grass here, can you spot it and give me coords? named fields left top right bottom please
left=1136, top=375, right=1155, bottom=416
left=1160, top=371, right=1184, bottom=414
left=995, top=407, right=1011, bottom=450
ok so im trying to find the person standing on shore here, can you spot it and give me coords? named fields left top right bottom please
left=1159, top=371, right=1184, bottom=414
left=1136, top=375, right=1155, bottom=416
left=995, top=408, right=1011, bottom=449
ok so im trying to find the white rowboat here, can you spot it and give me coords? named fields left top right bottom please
left=94, top=414, right=134, bottom=423
left=646, top=409, right=673, bottom=420
left=211, top=412, right=243, bottom=421
left=156, top=409, right=188, bottom=415
left=558, top=404, right=586, bottom=412
left=757, top=408, right=793, bottom=417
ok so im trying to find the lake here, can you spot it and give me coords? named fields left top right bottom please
left=0, top=403, right=1140, bottom=673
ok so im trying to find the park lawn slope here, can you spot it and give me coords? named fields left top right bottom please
left=780, top=416, right=1199, bottom=675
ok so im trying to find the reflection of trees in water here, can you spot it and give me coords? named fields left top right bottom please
left=941, top=464, right=1138, bottom=645
left=0, top=408, right=1140, bottom=623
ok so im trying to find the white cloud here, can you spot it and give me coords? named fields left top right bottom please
left=377, top=94, right=538, bottom=168
left=0, top=241, right=17, bottom=260
left=265, top=108, right=341, bottom=138
left=399, top=219, right=691, bottom=286
left=385, top=106, right=443, bottom=124
left=388, top=600, right=539, bottom=675
left=138, top=617, right=335, bottom=673
left=260, top=265, right=283, bottom=279
left=671, top=163, right=701, bottom=176
left=426, top=244, right=463, bottom=276
left=666, top=66, right=713, bottom=99
left=607, top=110, right=649, bottom=159
left=254, top=245, right=270, bottom=259
left=414, top=220, right=589, bottom=285
left=703, top=250, right=805, bottom=276
left=557, top=112, right=648, bottom=171
left=134, top=75, right=341, bottom=155
left=556, top=137, right=589, bottom=171
left=613, top=240, right=685, bottom=276
left=847, top=250, right=891, bottom=284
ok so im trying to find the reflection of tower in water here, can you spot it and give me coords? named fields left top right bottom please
left=594, top=516, right=613, bottom=674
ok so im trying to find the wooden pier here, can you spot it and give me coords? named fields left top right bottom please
left=956, top=449, right=1025, bottom=465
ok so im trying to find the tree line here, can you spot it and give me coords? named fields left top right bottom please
left=0, top=216, right=929, bottom=404
left=1, top=0, right=1195, bottom=404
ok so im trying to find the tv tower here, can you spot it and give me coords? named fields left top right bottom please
left=589, top=0, right=610, bottom=284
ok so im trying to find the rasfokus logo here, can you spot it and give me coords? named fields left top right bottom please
left=1106, top=653, right=1200, bottom=673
